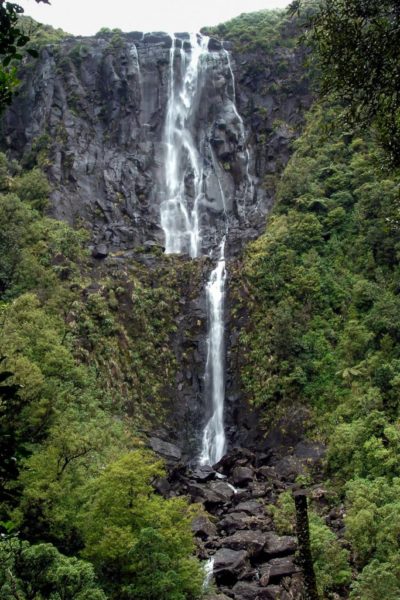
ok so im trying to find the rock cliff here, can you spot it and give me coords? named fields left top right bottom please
left=0, top=24, right=311, bottom=455
left=1, top=26, right=310, bottom=257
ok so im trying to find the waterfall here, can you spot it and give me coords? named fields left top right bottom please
left=202, top=556, right=215, bottom=590
left=224, top=47, right=254, bottom=212
left=199, top=240, right=227, bottom=466
left=160, top=33, right=209, bottom=258
left=161, top=33, right=250, bottom=466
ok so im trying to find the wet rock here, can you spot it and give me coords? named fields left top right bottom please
left=210, top=481, right=236, bottom=502
left=92, top=244, right=108, bottom=259
left=187, top=483, right=223, bottom=506
left=208, top=37, right=223, bottom=51
left=191, top=515, right=217, bottom=539
left=190, top=465, right=216, bottom=482
left=149, top=437, right=181, bottom=460
left=215, top=449, right=256, bottom=475
left=264, top=557, right=299, bottom=580
left=232, top=466, right=254, bottom=486
left=233, top=500, right=264, bottom=515
left=213, top=548, right=248, bottom=584
left=154, top=477, right=171, bottom=497
left=223, top=530, right=267, bottom=557
left=263, top=533, right=297, bottom=558
left=219, top=512, right=253, bottom=534
left=231, top=581, right=287, bottom=600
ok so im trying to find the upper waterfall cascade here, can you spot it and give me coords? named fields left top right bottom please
left=161, top=33, right=253, bottom=465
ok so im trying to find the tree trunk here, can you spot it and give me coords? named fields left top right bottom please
left=293, top=490, right=319, bottom=600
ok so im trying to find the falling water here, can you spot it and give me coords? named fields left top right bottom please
left=203, top=557, right=215, bottom=590
left=224, top=48, right=254, bottom=206
left=161, top=33, right=209, bottom=257
left=199, top=240, right=227, bottom=466
left=161, top=34, right=251, bottom=466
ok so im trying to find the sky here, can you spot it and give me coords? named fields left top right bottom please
left=18, top=0, right=290, bottom=37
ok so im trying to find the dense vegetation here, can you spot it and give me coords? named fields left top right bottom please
left=203, top=9, right=294, bottom=53
left=0, top=154, right=202, bottom=599
left=292, top=0, right=400, bottom=165
left=239, top=104, right=400, bottom=597
left=1, top=3, right=400, bottom=599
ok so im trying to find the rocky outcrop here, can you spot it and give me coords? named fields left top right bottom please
left=148, top=444, right=325, bottom=600
left=1, top=28, right=311, bottom=259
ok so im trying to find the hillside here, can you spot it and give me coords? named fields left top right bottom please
left=0, top=6, right=399, bottom=600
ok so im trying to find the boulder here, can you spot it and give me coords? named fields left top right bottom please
left=257, top=466, right=278, bottom=480
left=263, top=533, right=297, bottom=558
left=214, top=448, right=256, bottom=475
left=149, top=437, right=181, bottom=460
left=232, top=466, right=254, bottom=486
left=191, top=515, right=217, bottom=539
left=213, top=548, right=248, bottom=585
left=223, top=530, right=267, bottom=557
left=262, top=557, right=299, bottom=581
left=187, top=483, right=222, bottom=506
left=210, top=481, right=236, bottom=501
left=153, top=477, right=171, bottom=497
left=219, top=512, right=253, bottom=534
left=233, top=500, right=264, bottom=515
left=92, top=244, right=108, bottom=259
left=191, top=465, right=216, bottom=482
left=231, top=582, right=287, bottom=600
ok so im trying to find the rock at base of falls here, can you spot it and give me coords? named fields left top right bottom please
left=149, top=437, right=181, bottom=460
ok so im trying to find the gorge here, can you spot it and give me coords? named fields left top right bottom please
left=4, top=6, right=399, bottom=599
left=0, top=15, right=315, bottom=599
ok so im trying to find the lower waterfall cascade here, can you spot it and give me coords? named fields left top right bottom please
left=160, top=33, right=252, bottom=465
left=199, top=239, right=227, bottom=466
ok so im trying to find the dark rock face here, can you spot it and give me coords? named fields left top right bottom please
left=0, top=29, right=312, bottom=460
left=1, top=30, right=311, bottom=261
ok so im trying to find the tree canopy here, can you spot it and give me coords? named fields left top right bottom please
left=290, top=0, right=400, bottom=165
left=0, top=0, right=50, bottom=110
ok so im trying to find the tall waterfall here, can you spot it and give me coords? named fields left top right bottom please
left=199, top=240, right=227, bottom=465
left=161, top=33, right=249, bottom=465
left=160, top=33, right=208, bottom=258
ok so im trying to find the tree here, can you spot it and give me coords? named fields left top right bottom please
left=0, top=536, right=106, bottom=599
left=78, top=451, right=203, bottom=599
left=0, top=0, right=50, bottom=111
left=290, top=0, right=400, bottom=165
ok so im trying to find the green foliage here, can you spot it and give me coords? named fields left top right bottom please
left=269, top=490, right=295, bottom=535
left=0, top=2, right=53, bottom=112
left=240, top=102, right=400, bottom=594
left=309, top=512, right=351, bottom=595
left=203, top=9, right=291, bottom=53
left=0, top=537, right=106, bottom=599
left=270, top=491, right=350, bottom=594
left=344, top=478, right=400, bottom=566
left=13, top=167, right=50, bottom=211
left=78, top=451, right=202, bottom=599
left=294, top=0, right=400, bottom=165
left=0, top=156, right=201, bottom=598
left=350, top=558, right=400, bottom=600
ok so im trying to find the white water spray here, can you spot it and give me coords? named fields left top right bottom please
left=224, top=48, right=254, bottom=208
left=161, top=33, right=209, bottom=257
left=199, top=240, right=227, bottom=466
left=161, top=34, right=252, bottom=466
left=203, top=557, right=215, bottom=590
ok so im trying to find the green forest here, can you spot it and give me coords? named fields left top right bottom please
left=1, top=1, right=400, bottom=599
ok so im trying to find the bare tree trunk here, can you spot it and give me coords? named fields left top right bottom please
left=293, top=490, right=319, bottom=600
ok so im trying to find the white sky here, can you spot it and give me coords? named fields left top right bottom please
left=18, top=0, right=290, bottom=36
